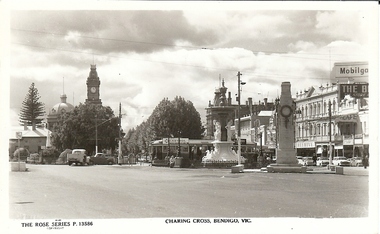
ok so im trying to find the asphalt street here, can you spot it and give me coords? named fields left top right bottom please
left=9, top=164, right=370, bottom=219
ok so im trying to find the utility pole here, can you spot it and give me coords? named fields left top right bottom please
left=328, top=100, right=332, bottom=167
left=237, top=71, right=242, bottom=165
left=95, top=115, right=98, bottom=155
left=118, top=103, right=122, bottom=165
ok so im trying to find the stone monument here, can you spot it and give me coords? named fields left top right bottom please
left=267, top=82, right=305, bottom=173
left=202, top=80, right=245, bottom=167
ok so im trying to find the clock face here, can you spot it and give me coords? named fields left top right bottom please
left=90, top=87, right=97, bottom=93
left=281, top=105, right=292, bottom=117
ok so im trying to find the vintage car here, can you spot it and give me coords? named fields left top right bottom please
left=349, top=157, right=363, bottom=167
left=332, top=157, right=350, bottom=166
left=26, top=153, right=40, bottom=164
left=302, top=157, right=314, bottom=166
left=296, top=156, right=304, bottom=165
left=316, top=157, right=329, bottom=167
left=89, top=153, right=115, bottom=165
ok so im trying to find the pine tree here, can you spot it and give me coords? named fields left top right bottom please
left=19, top=83, right=45, bottom=126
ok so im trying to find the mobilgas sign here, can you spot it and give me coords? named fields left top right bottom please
left=335, top=63, right=368, bottom=78
left=339, top=83, right=369, bottom=100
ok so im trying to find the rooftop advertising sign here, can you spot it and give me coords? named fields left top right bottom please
left=334, top=62, right=368, bottom=78
left=339, top=83, right=369, bottom=101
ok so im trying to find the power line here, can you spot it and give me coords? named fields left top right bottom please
left=12, top=42, right=340, bottom=81
left=11, top=28, right=210, bottom=50
left=11, top=27, right=365, bottom=57
left=12, top=42, right=236, bottom=72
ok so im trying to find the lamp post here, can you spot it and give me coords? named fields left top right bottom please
left=328, top=100, right=333, bottom=167
left=95, top=115, right=98, bottom=155
left=177, top=130, right=182, bottom=157
left=236, top=71, right=245, bottom=165
left=118, top=103, right=122, bottom=165
left=275, top=98, right=280, bottom=152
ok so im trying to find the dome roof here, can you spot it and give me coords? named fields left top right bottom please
left=50, top=94, right=74, bottom=115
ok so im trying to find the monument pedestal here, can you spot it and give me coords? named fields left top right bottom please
left=267, top=164, right=306, bottom=173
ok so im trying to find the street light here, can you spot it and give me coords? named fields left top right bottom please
left=236, top=71, right=245, bottom=165
left=328, top=100, right=332, bottom=168
left=177, top=130, right=182, bottom=157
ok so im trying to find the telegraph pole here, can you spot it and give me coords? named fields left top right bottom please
left=328, top=100, right=332, bottom=167
left=95, top=115, right=98, bottom=155
left=118, top=103, right=122, bottom=165
left=237, top=71, right=242, bottom=165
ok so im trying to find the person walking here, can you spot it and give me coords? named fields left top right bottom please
left=312, top=154, right=317, bottom=166
left=363, top=155, right=369, bottom=169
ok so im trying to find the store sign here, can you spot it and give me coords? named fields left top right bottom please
left=339, top=83, right=369, bottom=100
left=295, top=141, right=315, bottom=148
left=335, top=114, right=358, bottom=123
left=335, top=64, right=368, bottom=78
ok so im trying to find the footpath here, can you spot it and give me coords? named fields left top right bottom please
left=244, top=166, right=369, bottom=176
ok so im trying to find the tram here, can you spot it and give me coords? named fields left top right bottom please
left=149, top=138, right=214, bottom=161
left=149, top=138, right=259, bottom=167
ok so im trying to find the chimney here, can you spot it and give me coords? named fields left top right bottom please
left=264, top=98, right=268, bottom=106
left=228, top=92, right=231, bottom=105
left=248, top=97, right=253, bottom=115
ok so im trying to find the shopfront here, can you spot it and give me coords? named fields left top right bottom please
left=295, top=141, right=316, bottom=157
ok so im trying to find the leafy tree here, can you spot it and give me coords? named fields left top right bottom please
left=12, top=147, right=30, bottom=162
left=51, top=103, right=119, bottom=154
left=149, top=96, right=203, bottom=139
left=125, top=96, right=203, bottom=155
left=19, top=83, right=45, bottom=125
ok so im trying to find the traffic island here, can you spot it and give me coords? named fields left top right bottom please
left=335, top=166, right=344, bottom=175
left=231, top=164, right=244, bottom=173
left=10, top=162, right=28, bottom=172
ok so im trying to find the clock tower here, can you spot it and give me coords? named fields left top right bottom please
left=85, top=64, right=102, bottom=105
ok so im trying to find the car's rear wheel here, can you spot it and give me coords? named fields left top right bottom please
left=108, top=161, right=113, bottom=165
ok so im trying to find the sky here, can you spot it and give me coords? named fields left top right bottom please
left=3, top=1, right=378, bottom=133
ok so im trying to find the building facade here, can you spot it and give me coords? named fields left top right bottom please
left=294, top=61, right=369, bottom=158
left=9, top=124, right=51, bottom=157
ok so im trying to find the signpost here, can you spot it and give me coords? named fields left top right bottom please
left=16, top=132, right=22, bottom=171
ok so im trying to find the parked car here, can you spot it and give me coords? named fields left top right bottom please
left=316, top=157, right=329, bottom=167
left=89, top=153, right=115, bottom=165
left=26, top=153, right=40, bottom=164
left=332, top=157, right=350, bottom=166
left=302, top=157, right=314, bottom=166
left=296, top=156, right=303, bottom=165
left=349, top=157, right=363, bottom=167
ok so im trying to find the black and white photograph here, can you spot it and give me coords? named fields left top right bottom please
left=1, top=1, right=379, bottom=234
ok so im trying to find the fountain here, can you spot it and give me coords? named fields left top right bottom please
left=202, top=79, right=246, bottom=167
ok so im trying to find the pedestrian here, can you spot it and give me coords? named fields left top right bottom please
left=312, top=154, right=317, bottom=166
left=169, top=155, right=175, bottom=168
left=363, top=155, right=369, bottom=169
